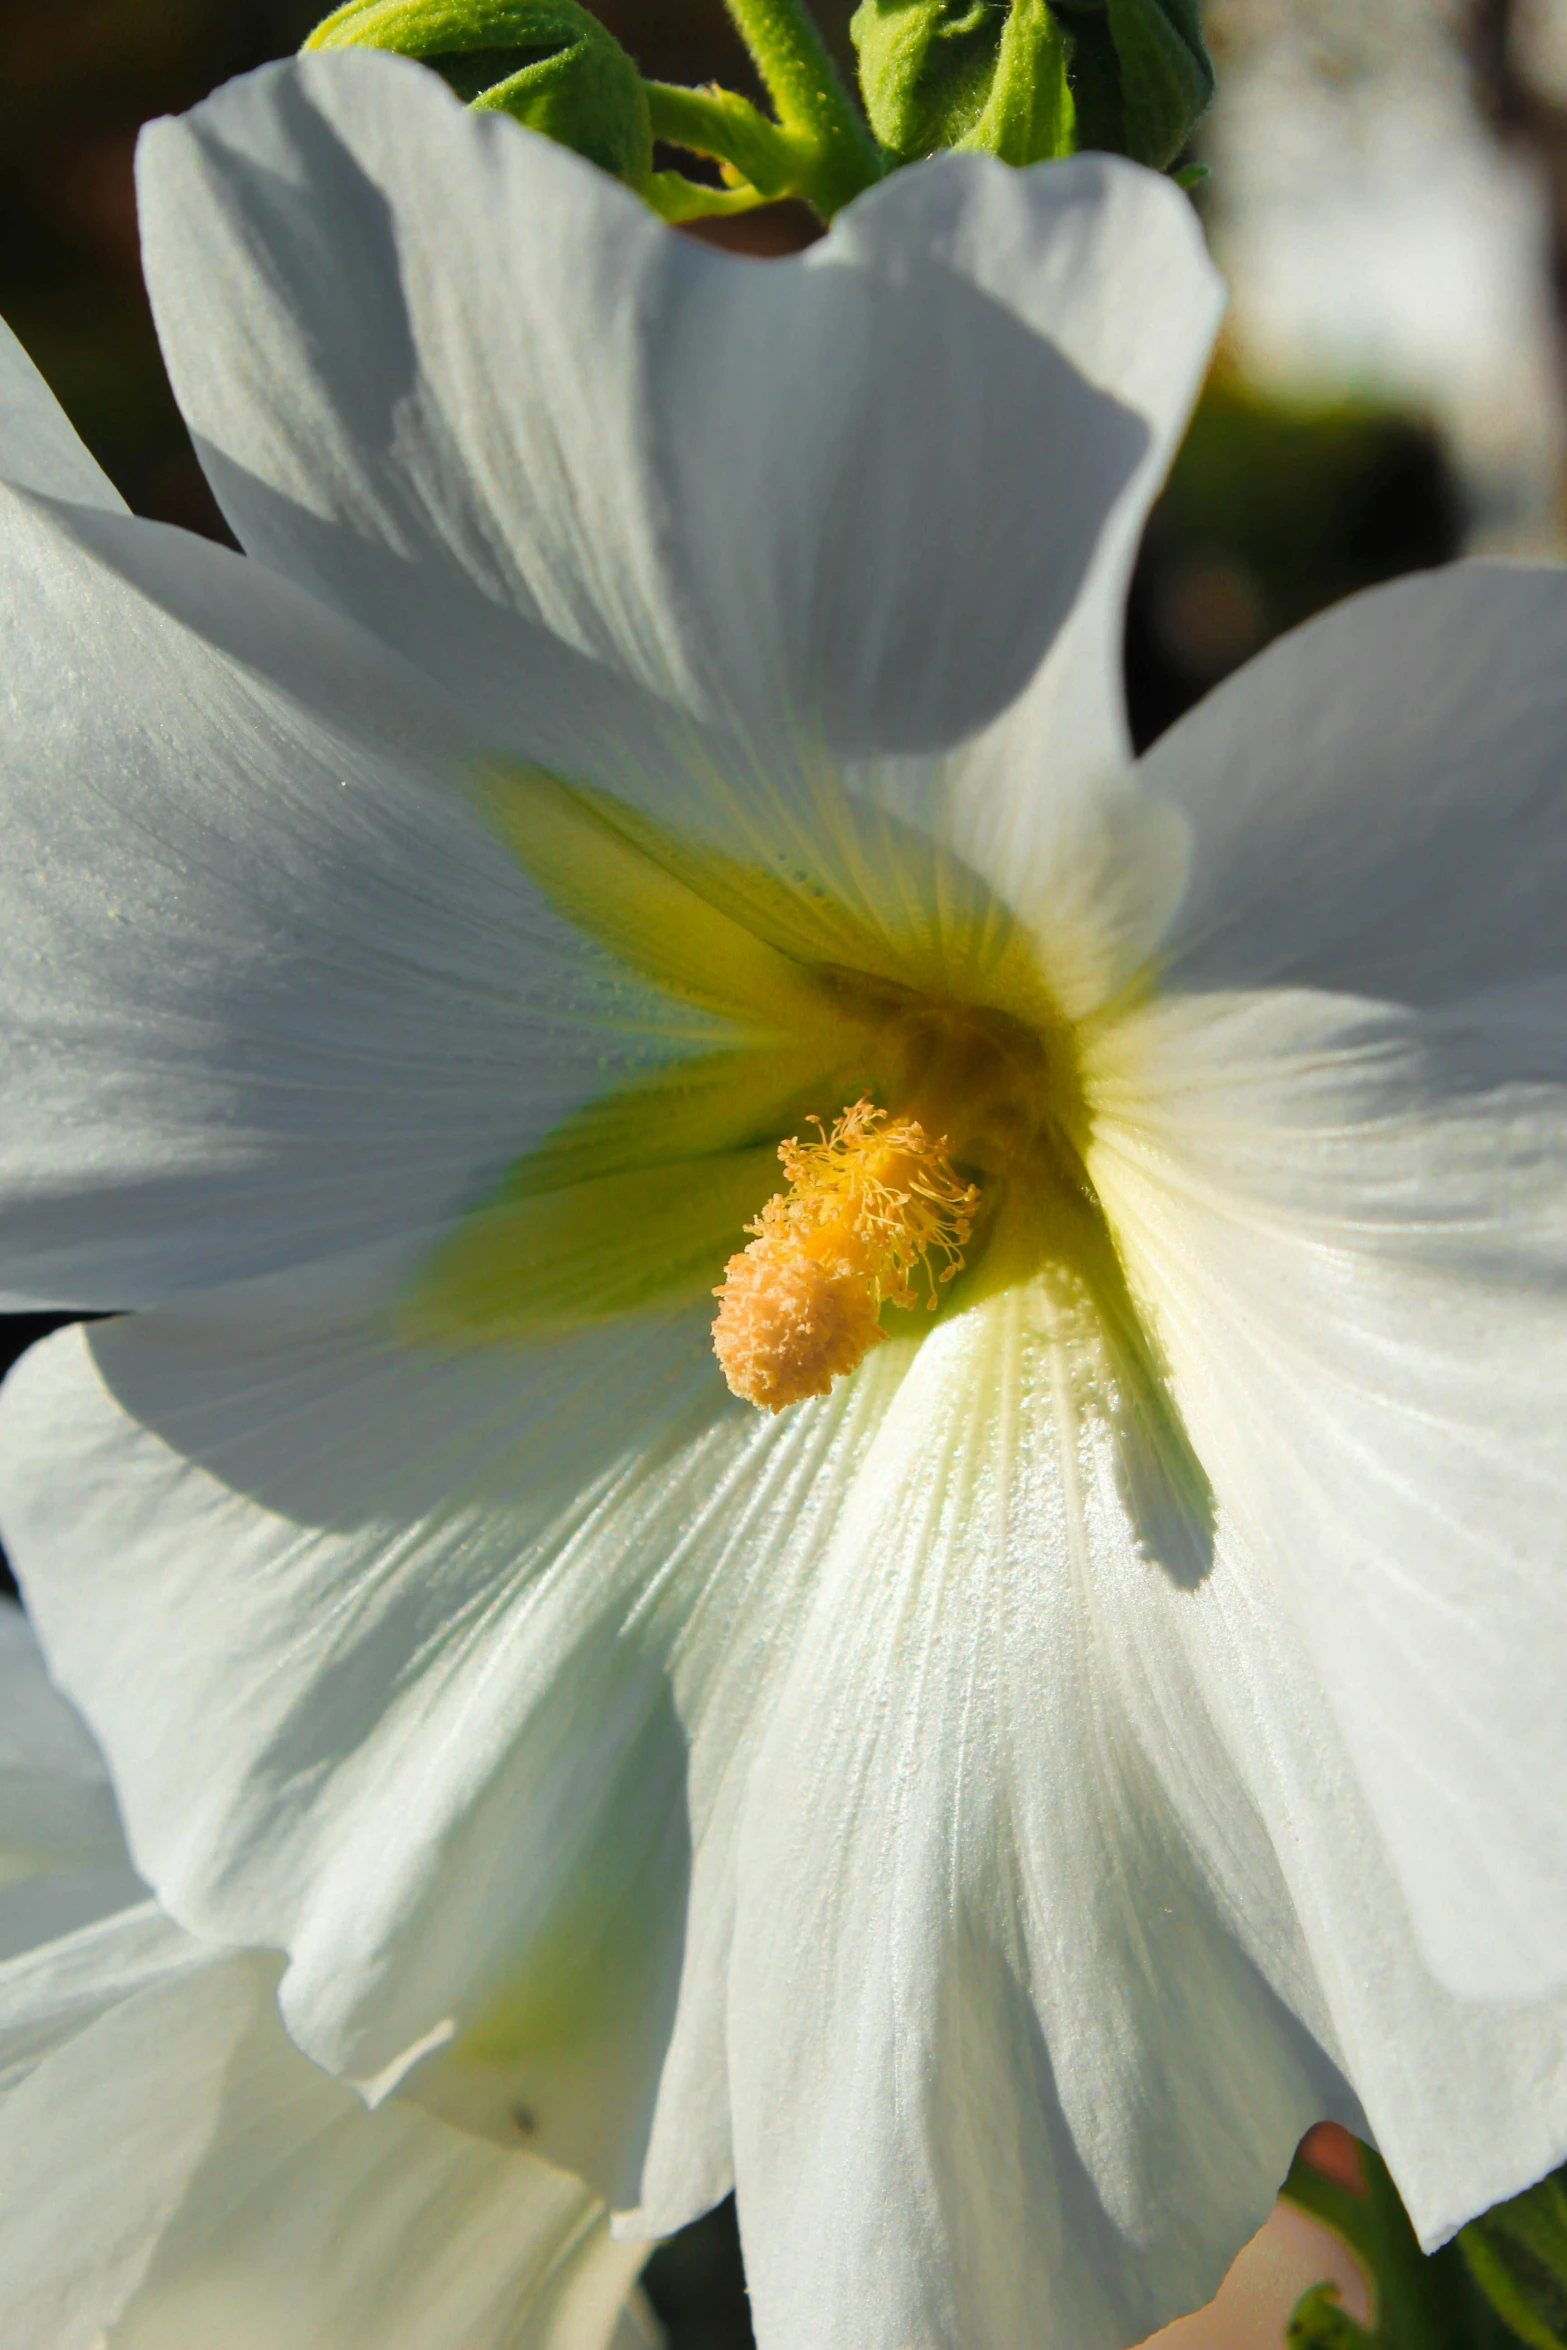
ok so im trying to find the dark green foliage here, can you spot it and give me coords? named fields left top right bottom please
left=1281, top=2139, right=1534, bottom=2350
left=1461, top=2171, right=1567, bottom=2350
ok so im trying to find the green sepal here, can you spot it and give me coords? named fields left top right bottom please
left=850, top=0, right=1072, bottom=165
left=972, top=0, right=1074, bottom=166
left=1461, top=2168, right=1567, bottom=2350
left=304, top=0, right=653, bottom=188
left=1051, top=0, right=1213, bottom=170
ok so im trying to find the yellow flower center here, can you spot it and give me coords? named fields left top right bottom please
left=711, top=1100, right=980, bottom=1411
left=399, top=764, right=1213, bottom=1568
left=404, top=767, right=1161, bottom=1442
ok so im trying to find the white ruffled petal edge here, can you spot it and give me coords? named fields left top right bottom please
left=1092, top=978, right=1567, bottom=2015
left=0, top=1602, right=653, bottom=2350
left=138, top=54, right=1218, bottom=789
left=0, top=1281, right=915, bottom=2234
left=0, top=1911, right=653, bottom=2350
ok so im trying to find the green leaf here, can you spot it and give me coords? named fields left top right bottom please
left=303, top=0, right=652, bottom=187
left=850, top=0, right=1072, bottom=164
left=1461, top=2169, right=1567, bottom=2350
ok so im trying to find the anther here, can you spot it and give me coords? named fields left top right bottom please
left=712, top=1100, right=979, bottom=1413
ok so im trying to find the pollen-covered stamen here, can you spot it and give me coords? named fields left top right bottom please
left=712, top=1100, right=980, bottom=1413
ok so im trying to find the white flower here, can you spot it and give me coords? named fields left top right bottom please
left=1, top=44, right=1566, bottom=2350
left=0, top=1604, right=653, bottom=2349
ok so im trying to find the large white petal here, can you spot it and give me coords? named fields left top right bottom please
left=1143, top=561, right=1567, bottom=1003
left=725, top=1280, right=1347, bottom=2350
left=0, top=1588, right=652, bottom=2348
left=1126, top=1479, right=1567, bottom=2254
left=0, top=316, right=126, bottom=509
left=10, top=1081, right=1560, bottom=2336
left=137, top=52, right=1206, bottom=785
left=1090, top=984, right=1567, bottom=2010
left=724, top=1268, right=1567, bottom=2347
left=0, top=1911, right=648, bottom=2349
left=0, top=1604, right=143, bottom=1959
left=0, top=1276, right=912, bottom=2226
left=0, top=480, right=691, bottom=1308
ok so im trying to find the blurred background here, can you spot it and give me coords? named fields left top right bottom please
left=2, top=0, right=1565, bottom=2340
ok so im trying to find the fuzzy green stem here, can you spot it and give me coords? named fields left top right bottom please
left=645, top=169, right=775, bottom=223
left=645, top=79, right=814, bottom=200
left=721, top=0, right=882, bottom=211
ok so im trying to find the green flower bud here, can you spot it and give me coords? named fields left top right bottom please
left=850, top=0, right=1004, bottom=161
left=1052, top=0, right=1213, bottom=171
left=1461, top=2168, right=1567, bottom=2350
left=851, top=0, right=1210, bottom=173
left=304, top=0, right=653, bottom=189
left=850, top=0, right=1072, bottom=167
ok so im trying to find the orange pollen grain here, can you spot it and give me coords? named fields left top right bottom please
left=711, top=1099, right=980, bottom=1414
